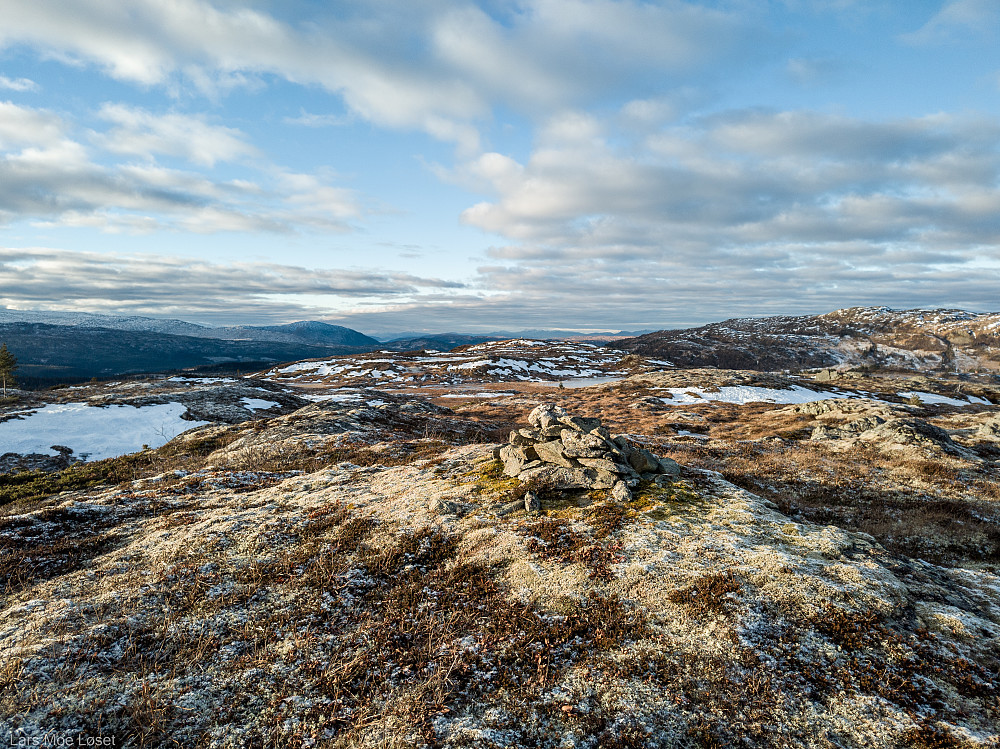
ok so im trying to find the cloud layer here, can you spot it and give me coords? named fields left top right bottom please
left=446, top=106, right=1000, bottom=326
left=0, top=0, right=759, bottom=147
left=1, top=2, right=998, bottom=331
left=0, top=247, right=463, bottom=323
left=0, top=100, right=359, bottom=233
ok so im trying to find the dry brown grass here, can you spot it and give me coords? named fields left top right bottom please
left=665, top=571, right=743, bottom=617
left=8, top=499, right=652, bottom=746
left=656, top=439, right=1000, bottom=567
left=222, top=437, right=451, bottom=473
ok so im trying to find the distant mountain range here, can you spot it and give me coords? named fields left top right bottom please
left=0, top=310, right=648, bottom=346
left=0, top=322, right=374, bottom=382
left=380, top=329, right=652, bottom=342
left=3, top=306, right=998, bottom=384
left=0, top=309, right=379, bottom=347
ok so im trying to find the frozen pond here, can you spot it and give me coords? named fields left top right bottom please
left=0, top=402, right=209, bottom=461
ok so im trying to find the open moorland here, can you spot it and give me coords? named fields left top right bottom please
left=1, top=316, right=999, bottom=748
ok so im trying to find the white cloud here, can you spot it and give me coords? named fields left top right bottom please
left=0, top=75, right=38, bottom=91
left=449, top=106, right=1000, bottom=325
left=92, top=104, right=259, bottom=167
left=0, top=246, right=464, bottom=323
left=0, top=102, right=360, bottom=234
left=0, top=0, right=763, bottom=147
left=785, top=57, right=846, bottom=86
left=0, top=101, right=66, bottom=148
left=283, top=111, right=350, bottom=127
left=900, top=0, right=1000, bottom=44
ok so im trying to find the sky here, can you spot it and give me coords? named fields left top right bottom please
left=1, top=0, right=999, bottom=335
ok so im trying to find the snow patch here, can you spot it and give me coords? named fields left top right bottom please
left=241, top=398, right=279, bottom=412
left=0, top=402, right=209, bottom=461
left=659, top=385, right=852, bottom=406
left=897, top=391, right=989, bottom=407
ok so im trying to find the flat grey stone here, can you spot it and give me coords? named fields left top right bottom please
left=533, top=439, right=575, bottom=468
left=576, top=457, right=619, bottom=474
left=518, top=465, right=595, bottom=490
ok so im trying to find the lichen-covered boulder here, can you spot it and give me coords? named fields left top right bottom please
left=528, top=404, right=567, bottom=430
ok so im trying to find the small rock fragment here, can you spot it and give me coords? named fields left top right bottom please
left=610, top=481, right=632, bottom=502
left=429, top=498, right=463, bottom=515
left=524, top=490, right=541, bottom=513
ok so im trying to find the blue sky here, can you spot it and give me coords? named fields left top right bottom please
left=1, top=0, right=999, bottom=334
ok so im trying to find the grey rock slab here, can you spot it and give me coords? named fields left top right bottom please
left=657, top=457, right=681, bottom=476
left=576, top=457, right=620, bottom=474
left=518, top=465, right=595, bottom=490
left=509, top=428, right=543, bottom=446
left=560, top=430, right=609, bottom=458
left=590, top=425, right=612, bottom=440
left=500, top=444, right=538, bottom=476
left=558, top=415, right=603, bottom=433
left=591, top=469, right=619, bottom=490
left=533, top=440, right=575, bottom=468
left=628, top=447, right=661, bottom=474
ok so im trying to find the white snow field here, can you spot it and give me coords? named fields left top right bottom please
left=658, top=385, right=854, bottom=405
left=896, top=391, right=991, bottom=407
left=0, top=402, right=209, bottom=461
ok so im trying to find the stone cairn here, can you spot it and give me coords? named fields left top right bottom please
left=499, top=404, right=680, bottom=509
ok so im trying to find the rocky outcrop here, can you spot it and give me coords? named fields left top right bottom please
left=859, top=417, right=964, bottom=454
left=785, top=399, right=975, bottom=455
left=612, top=306, right=1000, bottom=373
left=976, top=415, right=1000, bottom=440
left=0, top=445, right=81, bottom=474
left=499, top=404, right=680, bottom=501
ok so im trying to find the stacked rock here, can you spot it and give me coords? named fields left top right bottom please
left=499, top=404, right=680, bottom=502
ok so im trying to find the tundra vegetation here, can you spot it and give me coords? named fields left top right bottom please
left=0, top=343, right=998, bottom=748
